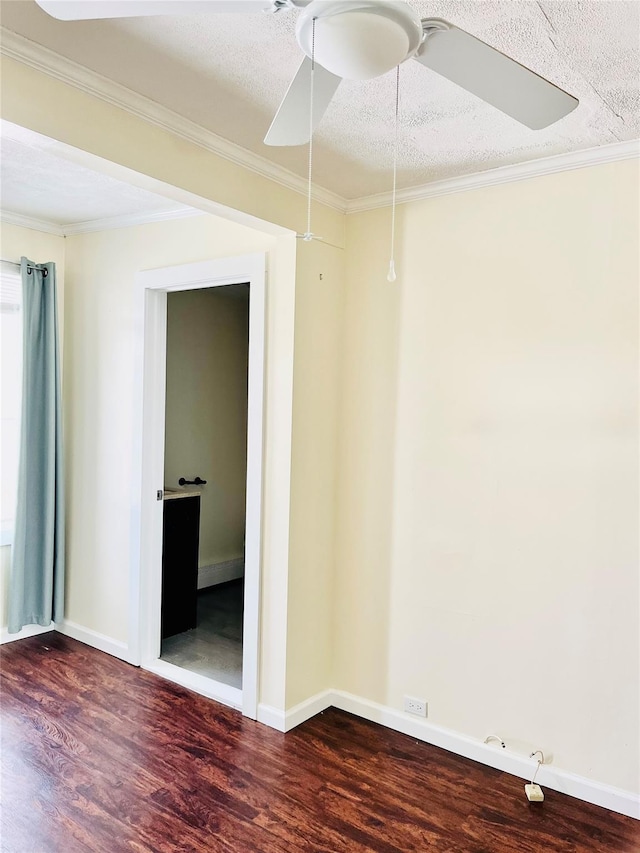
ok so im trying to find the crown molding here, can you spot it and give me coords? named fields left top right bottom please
left=346, top=139, right=640, bottom=213
left=63, top=206, right=204, bottom=235
left=0, top=210, right=65, bottom=236
left=2, top=29, right=638, bottom=219
left=1, top=206, right=204, bottom=236
left=0, top=28, right=347, bottom=214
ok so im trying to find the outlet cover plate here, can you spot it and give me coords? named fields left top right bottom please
left=404, top=696, right=427, bottom=717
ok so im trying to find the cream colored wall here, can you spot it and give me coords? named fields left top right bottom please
left=0, top=56, right=345, bottom=250
left=4, top=52, right=637, bottom=796
left=336, top=159, right=640, bottom=793
left=0, top=547, right=11, bottom=633
left=63, top=216, right=298, bottom=712
left=0, top=222, right=66, bottom=632
left=164, top=287, right=249, bottom=569
left=285, top=238, right=345, bottom=708
left=1, top=56, right=346, bottom=710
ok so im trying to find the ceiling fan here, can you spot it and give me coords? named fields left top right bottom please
left=34, top=0, right=579, bottom=147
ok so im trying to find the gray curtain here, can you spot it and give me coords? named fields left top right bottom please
left=8, top=258, right=65, bottom=633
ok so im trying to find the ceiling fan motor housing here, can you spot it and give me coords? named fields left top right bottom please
left=296, top=0, right=424, bottom=80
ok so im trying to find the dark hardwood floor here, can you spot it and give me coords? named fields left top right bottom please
left=1, top=633, right=638, bottom=853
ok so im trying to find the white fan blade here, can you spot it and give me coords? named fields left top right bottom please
left=415, top=20, right=578, bottom=130
left=34, top=0, right=272, bottom=21
left=265, top=56, right=341, bottom=146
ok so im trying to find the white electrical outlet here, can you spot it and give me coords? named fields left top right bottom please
left=404, top=696, right=427, bottom=717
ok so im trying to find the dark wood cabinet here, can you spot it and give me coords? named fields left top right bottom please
left=161, top=495, right=200, bottom=639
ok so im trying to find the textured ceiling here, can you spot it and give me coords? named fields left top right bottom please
left=0, top=121, right=193, bottom=224
left=1, top=1, right=638, bottom=198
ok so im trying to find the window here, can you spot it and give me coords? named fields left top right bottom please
left=0, top=264, right=22, bottom=547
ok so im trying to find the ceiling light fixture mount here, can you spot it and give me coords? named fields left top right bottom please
left=296, top=1, right=423, bottom=81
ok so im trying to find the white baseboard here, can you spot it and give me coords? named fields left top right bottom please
left=0, top=623, right=53, bottom=644
left=284, top=689, right=334, bottom=731
left=257, top=689, right=334, bottom=733
left=54, top=619, right=132, bottom=664
left=257, top=703, right=287, bottom=732
left=329, top=690, right=640, bottom=821
left=5, top=615, right=636, bottom=820
left=198, top=558, right=244, bottom=590
left=0, top=619, right=133, bottom=666
left=257, top=688, right=638, bottom=820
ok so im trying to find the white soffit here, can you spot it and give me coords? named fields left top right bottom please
left=0, top=0, right=638, bottom=200
left=0, top=120, right=200, bottom=232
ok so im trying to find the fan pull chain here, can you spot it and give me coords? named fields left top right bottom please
left=303, top=17, right=317, bottom=242
left=387, top=65, right=400, bottom=282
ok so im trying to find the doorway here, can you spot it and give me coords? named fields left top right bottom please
left=160, top=283, right=249, bottom=689
left=134, top=254, right=266, bottom=719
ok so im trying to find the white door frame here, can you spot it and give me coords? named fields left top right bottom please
left=130, top=252, right=266, bottom=719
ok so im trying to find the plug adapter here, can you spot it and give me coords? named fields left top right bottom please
left=525, top=783, right=544, bottom=802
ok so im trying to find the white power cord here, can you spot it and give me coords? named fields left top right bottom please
left=525, top=750, right=545, bottom=802
left=299, top=16, right=317, bottom=243
left=387, top=65, right=400, bottom=282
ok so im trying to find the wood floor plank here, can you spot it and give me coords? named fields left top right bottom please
left=1, top=633, right=638, bottom=852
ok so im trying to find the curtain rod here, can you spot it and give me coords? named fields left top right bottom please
left=1, top=259, right=49, bottom=269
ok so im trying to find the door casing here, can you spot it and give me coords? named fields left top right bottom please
left=130, top=253, right=266, bottom=718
